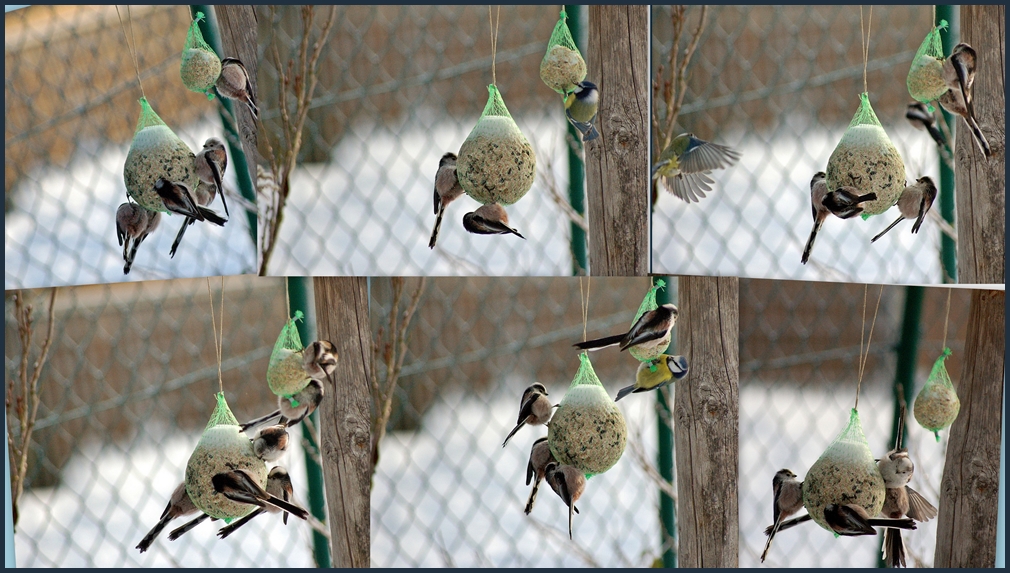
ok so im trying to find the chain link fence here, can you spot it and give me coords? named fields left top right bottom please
left=652, top=5, right=957, bottom=285
left=5, top=277, right=320, bottom=567
left=258, top=6, right=588, bottom=277
left=739, top=278, right=972, bottom=567
left=5, top=5, right=256, bottom=290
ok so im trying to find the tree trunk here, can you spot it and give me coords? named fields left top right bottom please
left=585, top=6, right=649, bottom=276
left=933, top=289, right=1004, bottom=567
left=674, top=276, right=739, bottom=567
left=312, top=277, right=372, bottom=567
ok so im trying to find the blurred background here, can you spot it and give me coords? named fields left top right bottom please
left=5, top=5, right=256, bottom=290
left=652, top=5, right=964, bottom=285
left=368, top=275, right=977, bottom=567
left=257, top=6, right=592, bottom=277
left=5, top=277, right=329, bottom=567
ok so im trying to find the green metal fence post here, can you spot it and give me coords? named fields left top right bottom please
left=286, top=277, right=331, bottom=568
left=655, top=277, right=677, bottom=568
left=567, top=5, right=588, bottom=275
left=936, top=5, right=957, bottom=283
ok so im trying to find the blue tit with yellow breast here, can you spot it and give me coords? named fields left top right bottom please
left=564, top=81, right=600, bottom=142
left=615, top=354, right=689, bottom=402
left=652, top=133, right=741, bottom=203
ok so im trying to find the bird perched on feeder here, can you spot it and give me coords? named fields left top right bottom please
left=136, top=482, right=200, bottom=553
left=823, top=503, right=916, bottom=537
left=170, top=138, right=230, bottom=257
left=217, top=57, right=259, bottom=120
left=212, top=469, right=309, bottom=520
left=217, top=467, right=298, bottom=538
left=240, top=378, right=325, bottom=433
left=463, top=203, right=525, bottom=240
left=153, top=178, right=227, bottom=226
left=573, top=304, right=678, bottom=359
left=905, top=102, right=947, bottom=149
left=252, top=425, right=289, bottom=463
left=564, top=80, right=600, bottom=142
left=524, top=436, right=557, bottom=515
left=502, top=383, right=553, bottom=448
left=652, top=133, right=742, bottom=203
left=801, top=172, right=877, bottom=265
left=871, top=176, right=937, bottom=243
left=822, top=188, right=878, bottom=220
left=938, top=43, right=991, bottom=157
left=614, top=354, right=689, bottom=402
left=544, top=462, right=586, bottom=540
left=760, top=469, right=804, bottom=563
left=117, top=202, right=161, bottom=275
left=429, top=152, right=465, bottom=249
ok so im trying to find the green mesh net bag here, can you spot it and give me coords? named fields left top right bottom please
left=180, top=11, right=222, bottom=98
left=802, top=408, right=886, bottom=532
left=267, top=310, right=311, bottom=398
left=907, top=20, right=948, bottom=104
left=826, top=93, right=906, bottom=216
left=540, top=8, right=586, bottom=95
left=456, top=85, right=537, bottom=206
left=548, top=352, right=627, bottom=476
left=914, top=348, right=960, bottom=440
left=123, top=98, right=198, bottom=213
left=185, top=392, right=267, bottom=520
left=628, top=279, right=670, bottom=364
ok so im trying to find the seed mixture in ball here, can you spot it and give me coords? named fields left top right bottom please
left=548, top=385, right=627, bottom=475
left=827, top=124, right=906, bottom=216
left=540, top=45, right=587, bottom=94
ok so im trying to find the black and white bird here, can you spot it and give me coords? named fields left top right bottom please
left=871, top=177, right=937, bottom=242
left=502, top=383, right=553, bottom=448
left=573, top=303, right=678, bottom=356
left=217, top=467, right=299, bottom=538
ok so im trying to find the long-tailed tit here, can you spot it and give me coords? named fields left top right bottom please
left=544, top=461, right=586, bottom=540
left=217, top=467, right=298, bottom=538
left=871, top=177, right=937, bottom=243
left=822, top=503, right=916, bottom=537
left=939, top=43, right=991, bottom=156
left=211, top=469, right=309, bottom=520
left=153, top=178, right=227, bottom=226
left=906, top=102, right=946, bottom=148
left=462, top=203, right=525, bottom=240
left=573, top=304, right=678, bottom=356
left=524, top=436, right=556, bottom=515
left=170, top=138, right=229, bottom=257
left=252, top=424, right=290, bottom=463
left=167, top=513, right=213, bottom=542
left=217, top=57, right=259, bottom=120
left=136, top=482, right=199, bottom=553
left=801, top=171, right=830, bottom=265
left=822, top=187, right=878, bottom=219
left=429, top=152, right=465, bottom=249
left=760, top=469, right=804, bottom=563
left=502, top=383, right=553, bottom=448
left=564, top=81, right=600, bottom=142
left=652, top=133, right=741, bottom=203
left=302, top=340, right=339, bottom=387
left=615, top=354, right=688, bottom=402
left=117, top=202, right=161, bottom=275
left=240, top=378, right=325, bottom=433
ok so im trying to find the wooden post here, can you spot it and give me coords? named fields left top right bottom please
left=312, top=277, right=371, bottom=567
left=674, top=276, right=739, bottom=567
left=955, top=6, right=1005, bottom=284
left=933, top=289, right=1004, bottom=567
left=214, top=6, right=259, bottom=182
left=585, top=6, right=649, bottom=276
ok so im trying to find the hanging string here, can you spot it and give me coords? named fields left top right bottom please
left=206, top=278, right=225, bottom=394
left=115, top=5, right=147, bottom=99
left=854, top=284, right=884, bottom=410
left=859, top=5, right=873, bottom=94
left=578, top=276, right=591, bottom=343
left=940, top=288, right=952, bottom=350
left=488, top=5, right=500, bottom=86
left=284, top=278, right=291, bottom=319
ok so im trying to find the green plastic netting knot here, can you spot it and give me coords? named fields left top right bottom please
left=181, top=11, right=222, bottom=98
left=907, top=20, right=949, bottom=105
left=628, top=279, right=670, bottom=363
left=540, top=7, right=586, bottom=95
left=267, top=310, right=310, bottom=398
left=204, top=391, right=240, bottom=430
left=914, top=347, right=959, bottom=440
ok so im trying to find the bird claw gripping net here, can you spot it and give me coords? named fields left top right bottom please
left=629, top=279, right=669, bottom=364
left=540, top=8, right=586, bottom=95
left=826, top=93, right=906, bottom=217
left=914, top=348, right=959, bottom=440
left=180, top=11, right=222, bottom=98
left=802, top=408, right=886, bottom=532
left=185, top=392, right=267, bottom=520
left=124, top=97, right=198, bottom=213
left=548, top=352, right=627, bottom=476
left=907, top=20, right=948, bottom=105
left=456, top=85, right=537, bottom=206
left=267, top=310, right=310, bottom=398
